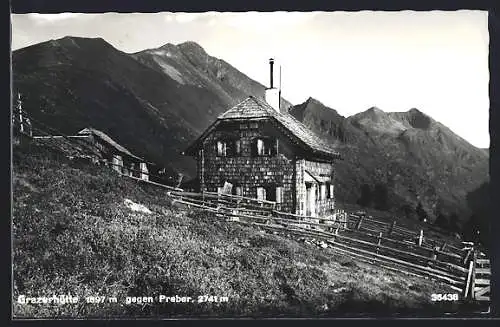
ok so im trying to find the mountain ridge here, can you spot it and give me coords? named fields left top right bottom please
left=12, top=36, right=295, bottom=179
left=289, top=96, right=489, bottom=228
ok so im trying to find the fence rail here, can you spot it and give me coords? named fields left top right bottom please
left=166, top=192, right=484, bottom=296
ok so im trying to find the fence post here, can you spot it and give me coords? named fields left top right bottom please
left=439, top=241, right=447, bottom=252
left=17, top=93, right=24, bottom=134
left=471, top=249, right=477, bottom=300
left=176, top=173, right=184, bottom=188
left=464, top=259, right=475, bottom=299
left=376, top=232, right=383, bottom=254
left=417, top=229, right=424, bottom=246
left=431, top=247, right=438, bottom=261
left=356, top=215, right=364, bottom=230
left=388, top=221, right=396, bottom=236
left=463, top=248, right=473, bottom=265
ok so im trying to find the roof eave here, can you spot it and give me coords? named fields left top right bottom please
left=308, top=149, right=342, bottom=161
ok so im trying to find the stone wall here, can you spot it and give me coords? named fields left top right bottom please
left=295, top=159, right=306, bottom=215
left=195, top=119, right=337, bottom=215
left=200, top=120, right=297, bottom=212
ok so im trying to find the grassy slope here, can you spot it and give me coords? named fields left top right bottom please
left=12, top=143, right=458, bottom=318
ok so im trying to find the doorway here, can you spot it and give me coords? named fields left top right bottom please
left=305, top=182, right=316, bottom=217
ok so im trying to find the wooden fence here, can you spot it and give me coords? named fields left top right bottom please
left=165, top=189, right=489, bottom=298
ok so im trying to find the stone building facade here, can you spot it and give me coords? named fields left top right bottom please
left=184, top=95, right=341, bottom=217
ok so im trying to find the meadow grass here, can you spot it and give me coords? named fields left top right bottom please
left=12, top=143, right=457, bottom=318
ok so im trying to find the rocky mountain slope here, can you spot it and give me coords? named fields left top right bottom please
left=12, top=37, right=290, bottom=179
left=289, top=97, right=489, bottom=226
left=131, top=42, right=291, bottom=130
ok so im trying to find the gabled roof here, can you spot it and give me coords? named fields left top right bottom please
left=78, top=127, right=150, bottom=163
left=184, top=96, right=341, bottom=160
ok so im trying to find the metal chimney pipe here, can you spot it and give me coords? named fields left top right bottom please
left=279, top=65, right=282, bottom=109
left=269, top=58, right=274, bottom=88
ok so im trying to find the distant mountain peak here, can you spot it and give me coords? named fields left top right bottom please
left=407, top=107, right=425, bottom=115
left=367, top=106, right=384, bottom=113
left=40, top=36, right=115, bottom=53
left=301, top=97, right=342, bottom=114
left=177, top=41, right=207, bottom=56
left=355, top=106, right=387, bottom=121
left=56, top=36, right=107, bottom=44
left=405, top=108, right=432, bottom=130
left=140, top=43, right=185, bottom=59
left=305, top=96, right=322, bottom=105
left=158, top=42, right=177, bottom=50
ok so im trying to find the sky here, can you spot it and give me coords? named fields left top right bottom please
left=11, top=11, right=489, bottom=148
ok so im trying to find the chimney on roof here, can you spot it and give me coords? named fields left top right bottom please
left=265, top=58, right=280, bottom=112
left=269, top=58, right=274, bottom=88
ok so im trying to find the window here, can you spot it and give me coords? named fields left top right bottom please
left=251, top=138, right=278, bottom=157
left=139, top=162, right=149, bottom=181
left=265, top=186, right=276, bottom=202
left=233, top=186, right=243, bottom=196
left=112, top=155, right=123, bottom=173
left=216, top=139, right=241, bottom=157
left=256, top=185, right=280, bottom=202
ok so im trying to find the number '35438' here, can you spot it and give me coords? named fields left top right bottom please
left=431, top=293, right=459, bottom=301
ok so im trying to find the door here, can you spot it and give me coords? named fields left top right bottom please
left=305, top=182, right=316, bottom=216
left=309, top=183, right=317, bottom=217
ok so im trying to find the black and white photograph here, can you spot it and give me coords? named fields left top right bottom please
left=10, top=9, right=492, bottom=318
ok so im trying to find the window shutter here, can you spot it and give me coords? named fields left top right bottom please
left=235, top=186, right=243, bottom=196
left=330, top=184, right=334, bottom=199
left=217, top=141, right=224, bottom=156
left=257, top=139, right=264, bottom=156
left=235, top=139, right=241, bottom=155
left=223, top=181, right=233, bottom=194
left=256, top=187, right=266, bottom=200
left=276, top=186, right=283, bottom=203
left=321, top=184, right=326, bottom=200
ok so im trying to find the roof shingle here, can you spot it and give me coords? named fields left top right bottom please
left=78, top=128, right=145, bottom=161
left=217, top=96, right=340, bottom=158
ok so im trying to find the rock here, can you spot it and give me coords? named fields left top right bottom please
left=332, top=286, right=348, bottom=294
left=124, top=198, right=152, bottom=214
